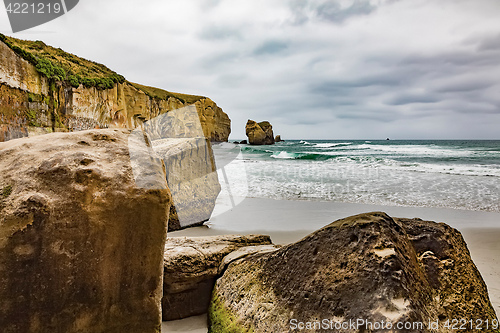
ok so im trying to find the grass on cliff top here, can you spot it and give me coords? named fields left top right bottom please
left=0, top=33, right=208, bottom=101
left=0, top=33, right=125, bottom=89
left=129, top=82, right=206, bottom=105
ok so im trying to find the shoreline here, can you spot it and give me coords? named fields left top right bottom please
left=164, top=197, right=500, bottom=332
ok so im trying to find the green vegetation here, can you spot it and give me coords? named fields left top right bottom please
left=2, top=185, right=13, bottom=198
left=0, top=33, right=206, bottom=105
left=25, top=108, right=39, bottom=126
left=129, top=82, right=206, bottom=105
left=208, top=293, right=254, bottom=333
left=0, top=33, right=125, bottom=90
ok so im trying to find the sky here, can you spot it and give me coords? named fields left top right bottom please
left=1, top=0, right=500, bottom=140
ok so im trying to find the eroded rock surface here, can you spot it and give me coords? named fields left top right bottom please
left=0, top=129, right=170, bottom=333
left=140, top=105, right=221, bottom=231
left=153, top=137, right=220, bottom=231
left=209, top=212, right=497, bottom=333
left=162, top=235, right=276, bottom=321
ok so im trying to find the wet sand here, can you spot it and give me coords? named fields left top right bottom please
left=163, top=197, right=500, bottom=332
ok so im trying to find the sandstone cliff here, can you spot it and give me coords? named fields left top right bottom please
left=0, top=34, right=231, bottom=143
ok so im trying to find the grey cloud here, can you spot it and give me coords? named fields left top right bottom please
left=253, top=40, right=289, bottom=55
left=201, top=0, right=223, bottom=10
left=289, top=0, right=380, bottom=25
left=199, top=26, right=242, bottom=41
left=311, top=75, right=403, bottom=92
left=387, top=94, right=440, bottom=106
left=478, top=33, right=500, bottom=51
left=215, top=73, right=248, bottom=88
left=316, top=0, right=375, bottom=23
left=336, top=111, right=396, bottom=122
left=200, top=51, right=241, bottom=70
left=400, top=51, right=500, bottom=70
left=435, top=80, right=493, bottom=93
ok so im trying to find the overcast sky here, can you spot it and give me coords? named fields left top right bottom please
left=2, top=0, right=500, bottom=139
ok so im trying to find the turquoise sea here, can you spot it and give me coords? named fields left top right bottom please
left=214, top=140, right=500, bottom=212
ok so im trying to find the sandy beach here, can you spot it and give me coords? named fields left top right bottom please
left=162, top=197, right=500, bottom=332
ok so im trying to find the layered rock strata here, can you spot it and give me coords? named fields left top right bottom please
left=139, top=105, right=222, bottom=231
left=162, top=235, right=277, bottom=321
left=209, top=212, right=497, bottom=333
left=0, top=129, right=170, bottom=333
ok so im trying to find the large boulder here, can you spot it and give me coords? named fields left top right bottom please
left=162, top=235, right=277, bottom=321
left=154, top=138, right=220, bottom=231
left=0, top=129, right=170, bottom=333
left=245, top=120, right=275, bottom=145
left=209, top=212, right=497, bottom=333
left=142, top=105, right=221, bottom=231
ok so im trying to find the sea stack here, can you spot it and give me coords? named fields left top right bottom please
left=245, top=120, right=275, bottom=145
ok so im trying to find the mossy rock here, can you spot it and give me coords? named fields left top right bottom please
left=1, top=185, right=12, bottom=198
left=208, top=292, right=255, bottom=333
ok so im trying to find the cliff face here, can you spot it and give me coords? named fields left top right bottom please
left=0, top=38, right=231, bottom=142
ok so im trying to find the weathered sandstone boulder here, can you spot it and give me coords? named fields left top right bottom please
left=141, top=105, right=221, bottom=231
left=162, top=235, right=276, bottom=321
left=153, top=137, right=220, bottom=231
left=0, top=129, right=170, bottom=333
left=275, top=135, right=283, bottom=142
left=209, top=212, right=497, bottom=333
left=245, top=120, right=274, bottom=145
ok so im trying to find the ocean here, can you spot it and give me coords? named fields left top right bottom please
left=213, top=140, right=500, bottom=212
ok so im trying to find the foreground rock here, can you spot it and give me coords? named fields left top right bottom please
left=0, top=129, right=170, bottom=333
left=209, top=212, right=497, bottom=332
left=162, top=235, right=277, bottom=321
left=245, top=120, right=275, bottom=145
